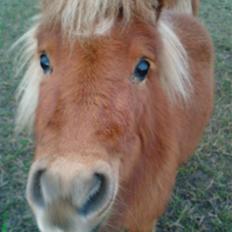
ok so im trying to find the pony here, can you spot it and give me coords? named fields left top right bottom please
left=15, top=0, right=214, bottom=231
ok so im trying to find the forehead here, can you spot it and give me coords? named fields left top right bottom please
left=36, top=20, right=158, bottom=62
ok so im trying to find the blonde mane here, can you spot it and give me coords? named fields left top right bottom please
left=41, top=0, right=162, bottom=37
left=41, top=0, right=162, bottom=38
left=15, top=0, right=191, bottom=133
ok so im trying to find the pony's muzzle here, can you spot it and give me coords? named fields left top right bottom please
left=26, top=159, right=118, bottom=231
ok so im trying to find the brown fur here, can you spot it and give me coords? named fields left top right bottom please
left=21, top=1, right=213, bottom=231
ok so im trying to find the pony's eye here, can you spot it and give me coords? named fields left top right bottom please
left=40, top=53, right=52, bottom=74
left=133, top=59, right=150, bottom=82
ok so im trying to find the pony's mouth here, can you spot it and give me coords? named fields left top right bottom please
left=27, top=159, right=120, bottom=232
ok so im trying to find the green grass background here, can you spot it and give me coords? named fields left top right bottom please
left=0, top=0, right=231, bottom=231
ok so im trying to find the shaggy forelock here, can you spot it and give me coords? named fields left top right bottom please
left=41, top=0, right=161, bottom=38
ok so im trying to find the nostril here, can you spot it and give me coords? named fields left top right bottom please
left=28, top=169, right=45, bottom=208
left=79, top=173, right=107, bottom=216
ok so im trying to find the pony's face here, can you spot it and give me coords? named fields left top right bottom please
left=26, top=20, right=162, bottom=232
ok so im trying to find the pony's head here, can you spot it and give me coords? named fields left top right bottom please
left=16, top=0, right=191, bottom=231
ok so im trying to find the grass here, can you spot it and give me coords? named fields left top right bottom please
left=0, top=0, right=231, bottom=231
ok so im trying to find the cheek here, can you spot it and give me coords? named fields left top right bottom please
left=34, top=128, right=60, bottom=161
left=35, top=79, right=61, bottom=136
left=118, top=134, right=141, bottom=181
